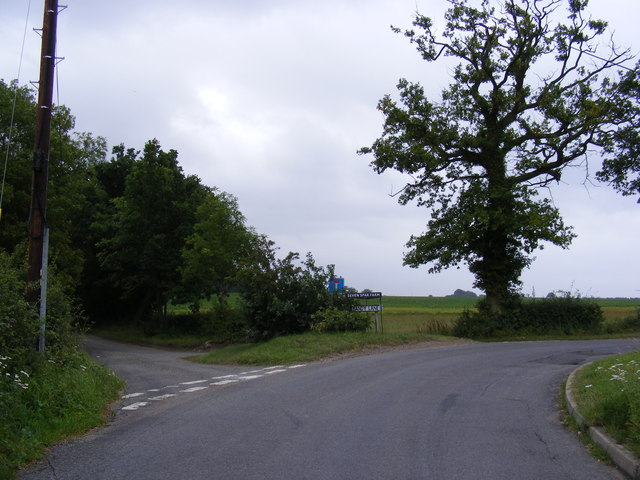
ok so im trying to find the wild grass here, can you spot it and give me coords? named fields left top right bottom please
left=0, top=351, right=124, bottom=480
left=381, top=313, right=458, bottom=335
left=571, top=350, right=640, bottom=458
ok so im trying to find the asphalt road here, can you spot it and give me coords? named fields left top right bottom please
left=18, top=336, right=640, bottom=480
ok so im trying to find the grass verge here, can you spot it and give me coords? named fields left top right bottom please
left=0, top=351, right=124, bottom=480
left=559, top=379, right=613, bottom=466
left=570, top=350, right=640, bottom=458
left=188, top=331, right=458, bottom=366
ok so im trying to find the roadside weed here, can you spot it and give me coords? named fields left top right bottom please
left=572, top=351, right=640, bottom=457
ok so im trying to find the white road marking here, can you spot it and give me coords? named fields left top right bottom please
left=264, top=369, right=287, bottom=375
left=148, top=394, right=177, bottom=401
left=211, top=379, right=239, bottom=386
left=122, top=392, right=144, bottom=399
left=120, top=364, right=307, bottom=411
left=237, top=375, right=263, bottom=380
left=122, top=402, right=149, bottom=411
left=179, top=386, right=209, bottom=393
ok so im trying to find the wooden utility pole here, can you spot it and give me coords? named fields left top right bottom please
left=27, top=0, right=59, bottom=351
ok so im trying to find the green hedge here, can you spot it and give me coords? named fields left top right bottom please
left=454, top=295, right=603, bottom=338
left=311, top=307, right=372, bottom=333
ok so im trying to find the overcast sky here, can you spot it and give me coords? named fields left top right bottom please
left=2, top=0, right=639, bottom=297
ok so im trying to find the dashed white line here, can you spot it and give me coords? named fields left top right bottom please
left=179, top=386, right=209, bottom=393
left=148, top=394, right=177, bottom=401
left=211, top=379, right=239, bottom=386
left=122, top=392, right=144, bottom=399
left=122, top=402, right=149, bottom=411
left=120, top=364, right=307, bottom=412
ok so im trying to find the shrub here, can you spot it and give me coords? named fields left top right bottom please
left=311, top=307, right=371, bottom=333
left=237, top=237, right=336, bottom=340
left=0, top=251, right=124, bottom=479
left=453, top=294, right=603, bottom=338
left=618, top=309, right=640, bottom=332
left=0, top=251, right=39, bottom=357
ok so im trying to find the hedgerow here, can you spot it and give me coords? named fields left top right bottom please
left=454, top=294, right=603, bottom=338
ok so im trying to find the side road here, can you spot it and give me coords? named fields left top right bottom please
left=566, top=364, right=640, bottom=479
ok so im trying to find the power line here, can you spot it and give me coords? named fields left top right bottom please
left=0, top=0, right=33, bottom=222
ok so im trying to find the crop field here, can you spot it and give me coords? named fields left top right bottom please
left=375, top=296, right=473, bottom=334
left=375, top=296, right=640, bottom=335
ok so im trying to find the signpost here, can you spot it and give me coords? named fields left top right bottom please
left=348, top=292, right=383, bottom=333
left=328, top=280, right=384, bottom=333
left=352, top=305, right=382, bottom=312
left=329, top=277, right=344, bottom=293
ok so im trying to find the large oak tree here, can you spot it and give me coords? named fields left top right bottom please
left=360, top=0, right=639, bottom=314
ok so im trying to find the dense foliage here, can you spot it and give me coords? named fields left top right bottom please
left=236, top=237, right=360, bottom=339
left=311, top=307, right=371, bottom=333
left=1, top=78, right=360, bottom=341
left=360, top=0, right=640, bottom=317
left=0, top=250, right=124, bottom=480
left=454, top=294, right=603, bottom=338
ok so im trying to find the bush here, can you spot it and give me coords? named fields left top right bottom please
left=0, top=250, right=84, bottom=358
left=519, top=295, right=602, bottom=334
left=0, top=251, right=124, bottom=479
left=0, top=251, right=39, bottom=357
left=311, top=307, right=371, bottom=333
left=237, top=237, right=337, bottom=340
left=616, top=309, right=640, bottom=332
left=454, top=294, right=603, bottom=338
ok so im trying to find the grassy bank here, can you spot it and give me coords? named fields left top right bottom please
left=188, top=331, right=458, bottom=366
left=0, top=351, right=124, bottom=480
left=571, top=350, right=640, bottom=458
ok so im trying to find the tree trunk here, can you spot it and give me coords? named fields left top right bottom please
left=133, top=290, right=154, bottom=325
left=476, top=158, right=520, bottom=317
